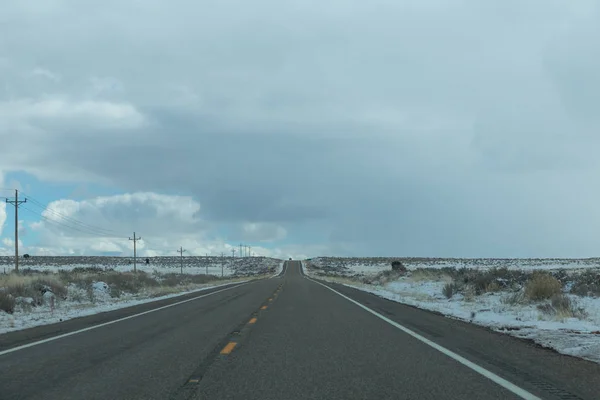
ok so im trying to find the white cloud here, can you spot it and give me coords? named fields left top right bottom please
left=14, top=191, right=323, bottom=258
left=31, top=67, right=61, bottom=82
left=241, top=223, right=287, bottom=242
left=0, top=98, right=146, bottom=128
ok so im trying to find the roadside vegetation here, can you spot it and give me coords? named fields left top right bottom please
left=304, top=259, right=600, bottom=322
left=0, top=267, right=267, bottom=314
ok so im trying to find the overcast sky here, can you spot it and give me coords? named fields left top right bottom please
left=1, top=0, right=600, bottom=259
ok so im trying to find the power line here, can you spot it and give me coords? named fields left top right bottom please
left=21, top=205, right=122, bottom=238
left=21, top=193, right=120, bottom=236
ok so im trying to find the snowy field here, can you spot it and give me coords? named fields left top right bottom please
left=303, top=257, right=600, bottom=365
left=0, top=279, right=251, bottom=335
left=0, top=256, right=282, bottom=335
left=0, top=255, right=280, bottom=277
left=306, top=256, right=600, bottom=276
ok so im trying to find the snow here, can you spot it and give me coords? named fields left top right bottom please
left=272, top=261, right=284, bottom=278
left=0, top=255, right=283, bottom=277
left=0, top=280, right=250, bottom=335
left=306, top=256, right=600, bottom=276
left=0, top=256, right=282, bottom=335
left=302, top=260, right=600, bottom=365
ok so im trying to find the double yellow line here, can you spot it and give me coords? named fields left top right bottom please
left=219, top=283, right=283, bottom=356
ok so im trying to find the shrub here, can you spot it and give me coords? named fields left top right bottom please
left=0, top=275, right=67, bottom=305
left=525, top=272, right=562, bottom=301
left=101, top=272, right=159, bottom=294
left=391, top=261, right=407, bottom=273
left=442, top=282, right=460, bottom=299
left=32, top=277, right=68, bottom=300
left=0, top=292, right=15, bottom=314
left=569, top=270, right=600, bottom=297
left=501, top=291, right=525, bottom=305
left=537, top=294, right=587, bottom=319
left=71, top=266, right=105, bottom=274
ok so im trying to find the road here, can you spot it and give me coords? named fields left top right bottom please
left=1, top=261, right=600, bottom=399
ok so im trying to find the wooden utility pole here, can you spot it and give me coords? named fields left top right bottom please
left=129, top=232, right=141, bottom=273
left=177, top=246, right=186, bottom=274
left=5, top=190, right=26, bottom=273
left=220, top=252, right=225, bottom=277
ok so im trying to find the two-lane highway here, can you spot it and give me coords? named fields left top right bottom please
left=1, top=261, right=600, bottom=399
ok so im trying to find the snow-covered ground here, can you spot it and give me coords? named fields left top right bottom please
left=271, top=261, right=285, bottom=278
left=0, top=278, right=252, bottom=335
left=306, top=256, right=600, bottom=276
left=302, top=258, right=600, bottom=365
left=0, top=255, right=281, bottom=277
left=0, top=256, right=282, bottom=335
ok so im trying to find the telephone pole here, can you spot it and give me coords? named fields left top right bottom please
left=129, top=232, right=141, bottom=273
left=220, top=252, right=225, bottom=277
left=177, top=246, right=186, bottom=274
left=205, top=253, right=209, bottom=275
left=5, top=190, right=26, bottom=273
left=239, top=244, right=243, bottom=258
left=249, top=246, right=252, bottom=258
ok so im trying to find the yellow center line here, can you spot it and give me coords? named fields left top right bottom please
left=248, top=317, right=257, bottom=324
left=261, top=305, right=268, bottom=310
left=220, top=342, right=237, bottom=355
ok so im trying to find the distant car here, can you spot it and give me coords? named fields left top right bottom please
left=289, top=258, right=292, bottom=260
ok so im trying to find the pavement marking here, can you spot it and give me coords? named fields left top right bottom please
left=220, top=342, right=237, bottom=355
left=0, top=282, right=252, bottom=357
left=189, top=379, right=199, bottom=383
left=248, top=317, right=257, bottom=324
left=307, top=277, right=542, bottom=400
left=269, top=298, right=273, bottom=301
left=260, top=305, right=268, bottom=310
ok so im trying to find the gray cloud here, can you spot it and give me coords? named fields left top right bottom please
left=1, top=0, right=600, bottom=257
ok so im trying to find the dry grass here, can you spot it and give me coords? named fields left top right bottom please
left=525, top=272, right=562, bottom=301
left=442, top=282, right=460, bottom=299
left=502, top=291, right=525, bottom=305
left=0, top=291, right=15, bottom=313
left=537, top=294, right=587, bottom=320
left=410, top=268, right=447, bottom=282
left=0, top=274, right=67, bottom=305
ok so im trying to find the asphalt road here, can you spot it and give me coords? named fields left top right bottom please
left=1, top=262, right=600, bottom=399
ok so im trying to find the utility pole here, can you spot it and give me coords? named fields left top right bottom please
left=177, top=246, right=186, bottom=274
left=205, top=253, right=208, bottom=275
left=129, top=232, right=141, bottom=273
left=5, top=190, right=26, bottom=273
left=220, top=252, right=225, bottom=277
left=239, top=244, right=243, bottom=258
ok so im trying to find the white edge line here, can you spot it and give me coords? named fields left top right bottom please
left=305, top=275, right=541, bottom=400
left=0, top=282, right=251, bottom=357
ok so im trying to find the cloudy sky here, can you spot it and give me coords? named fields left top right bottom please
left=1, top=0, right=599, bottom=259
